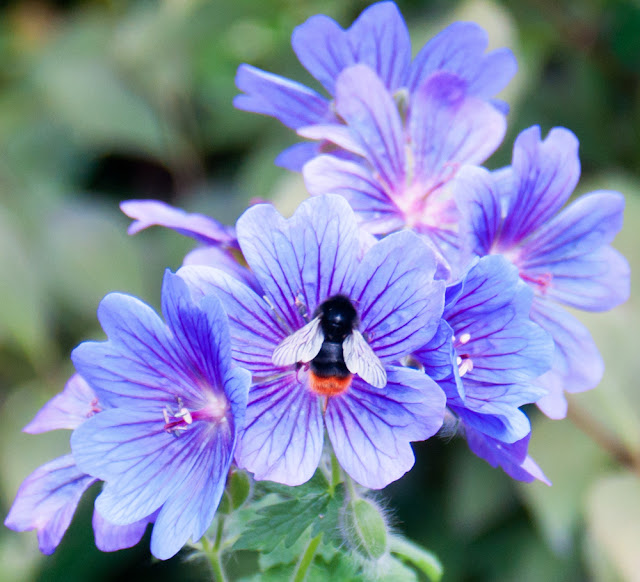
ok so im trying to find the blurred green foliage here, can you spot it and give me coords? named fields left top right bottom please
left=0, top=0, right=639, bottom=580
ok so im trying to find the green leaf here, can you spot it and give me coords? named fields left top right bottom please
left=234, top=494, right=330, bottom=553
left=256, top=468, right=330, bottom=499
left=234, top=472, right=344, bottom=554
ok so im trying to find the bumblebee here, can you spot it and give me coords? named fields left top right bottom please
left=272, top=295, right=387, bottom=398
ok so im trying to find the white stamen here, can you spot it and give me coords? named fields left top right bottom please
left=456, top=356, right=462, bottom=365
left=459, top=332, right=471, bottom=345
left=176, top=408, right=193, bottom=424
left=459, top=358, right=474, bottom=377
left=162, top=409, right=170, bottom=424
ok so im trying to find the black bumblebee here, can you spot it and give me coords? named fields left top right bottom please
left=272, top=294, right=386, bottom=398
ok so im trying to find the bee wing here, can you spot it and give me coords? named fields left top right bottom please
left=343, top=330, right=387, bottom=388
left=272, top=316, right=324, bottom=367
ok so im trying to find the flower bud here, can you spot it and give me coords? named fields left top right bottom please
left=218, top=470, right=251, bottom=514
left=342, top=498, right=388, bottom=560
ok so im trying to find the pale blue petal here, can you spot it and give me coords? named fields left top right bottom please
left=351, top=230, right=445, bottom=361
left=4, top=455, right=96, bottom=555
left=178, top=265, right=288, bottom=374
left=334, top=65, right=406, bottom=191
left=234, top=373, right=323, bottom=486
left=325, top=367, right=445, bottom=489
left=236, top=195, right=359, bottom=331
left=120, top=200, right=237, bottom=248
left=531, top=297, right=604, bottom=419
left=24, top=374, right=99, bottom=434
left=500, top=126, right=580, bottom=246
left=234, top=65, right=330, bottom=130
left=93, top=510, right=152, bottom=552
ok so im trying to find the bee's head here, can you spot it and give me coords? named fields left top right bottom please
left=315, top=295, right=358, bottom=342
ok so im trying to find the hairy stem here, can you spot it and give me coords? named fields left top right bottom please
left=330, top=452, right=341, bottom=494
left=202, top=521, right=227, bottom=582
left=390, top=536, right=443, bottom=582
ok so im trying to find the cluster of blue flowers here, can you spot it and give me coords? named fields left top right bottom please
left=6, top=1, right=629, bottom=562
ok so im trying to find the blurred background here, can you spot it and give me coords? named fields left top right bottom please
left=0, top=0, right=638, bottom=580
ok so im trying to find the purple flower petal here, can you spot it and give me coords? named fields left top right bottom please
left=465, top=428, right=550, bottom=485
left=444, top=256, right=553, bottom=385
left=149, top=423, right=234, bottom=560
left=517, top=191, right=629, bottom=311
left=345, top=1, right=411, bottom=92
left=291, top=14, right=356, bottom=95
left=4, top=454, right=96, bottom=554
left=24, top=374, right=99, bottom=434
left=412, top=319, right=461, bottom=397
left=303, top=155, right=405, bottom=234
left=450, top=383, right=538, bottom=443
left=325, top=367, right=445, bottom=489
left=183, top=246, right=262, bottom=294
left=93, top=510, right=151, bottom=552
left=407, top=22, right=516, bottom=99
left=408, top=73, right=506, bottom=186
left=234, top=64, right=330, bottom=130
left=334, top=65, right=406, bottom=191
left=236, top=195, right=359, bottom=331
left=275, top=142, right=322, bottom=172
left=454, top=165, right=503, bottom=258
left=160, top=271, right=232, bottom=391
left=120, top=200, right=237, bottom=248
left=72, top=409, right=227, bottom=525
left=351, top=230, right=445, bottom=361
left=531, top=297, right=604, bottom=419
left=298, top=124, right=366, bottom=157
left=177, top=265, right=287, bottom=375
left=234, top=373, right=324, bottom=486
left=539, top=246, right=630, bottom=312
left=499, top=126, right=580, bottom=246
left=72, top=293, right=185, bottom=409
left=467, top=48, right=518, bottom=99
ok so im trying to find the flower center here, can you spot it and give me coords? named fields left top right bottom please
left=162, top=394, right=229, bottom=436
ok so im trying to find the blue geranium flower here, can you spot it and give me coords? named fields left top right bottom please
left=178, top=194, right=447, bottom=490
left=234, top=1, right=516, bottom=171
left=454, top=126, right=630, bottom=418
left=415, top=256, right=553, bottom=483
left=302, top=66, right=506, bottom=270
left=67, top=272, right=250, bottom=559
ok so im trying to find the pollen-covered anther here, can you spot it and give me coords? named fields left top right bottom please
left=163, top=404, right=194, bottom=435
left=457, top=354, right=474, bottom=377
left=88, top=398, right=102, bottom=416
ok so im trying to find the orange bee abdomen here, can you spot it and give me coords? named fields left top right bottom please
left=308, top=371, right=352, bottom=397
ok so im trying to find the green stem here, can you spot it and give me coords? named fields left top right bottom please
left=214, top=516, right=226, bottom=551
left=330, top=452, right=341, bottom=494
left=344, top=472, right=358, bottom=501
left=291, top=534, right=322, bottom=582
left=208, top=551, right=227, bottom=582
left=202, top=520, right=227, bottom=582
left=389, top=536, right=443, bottom=582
